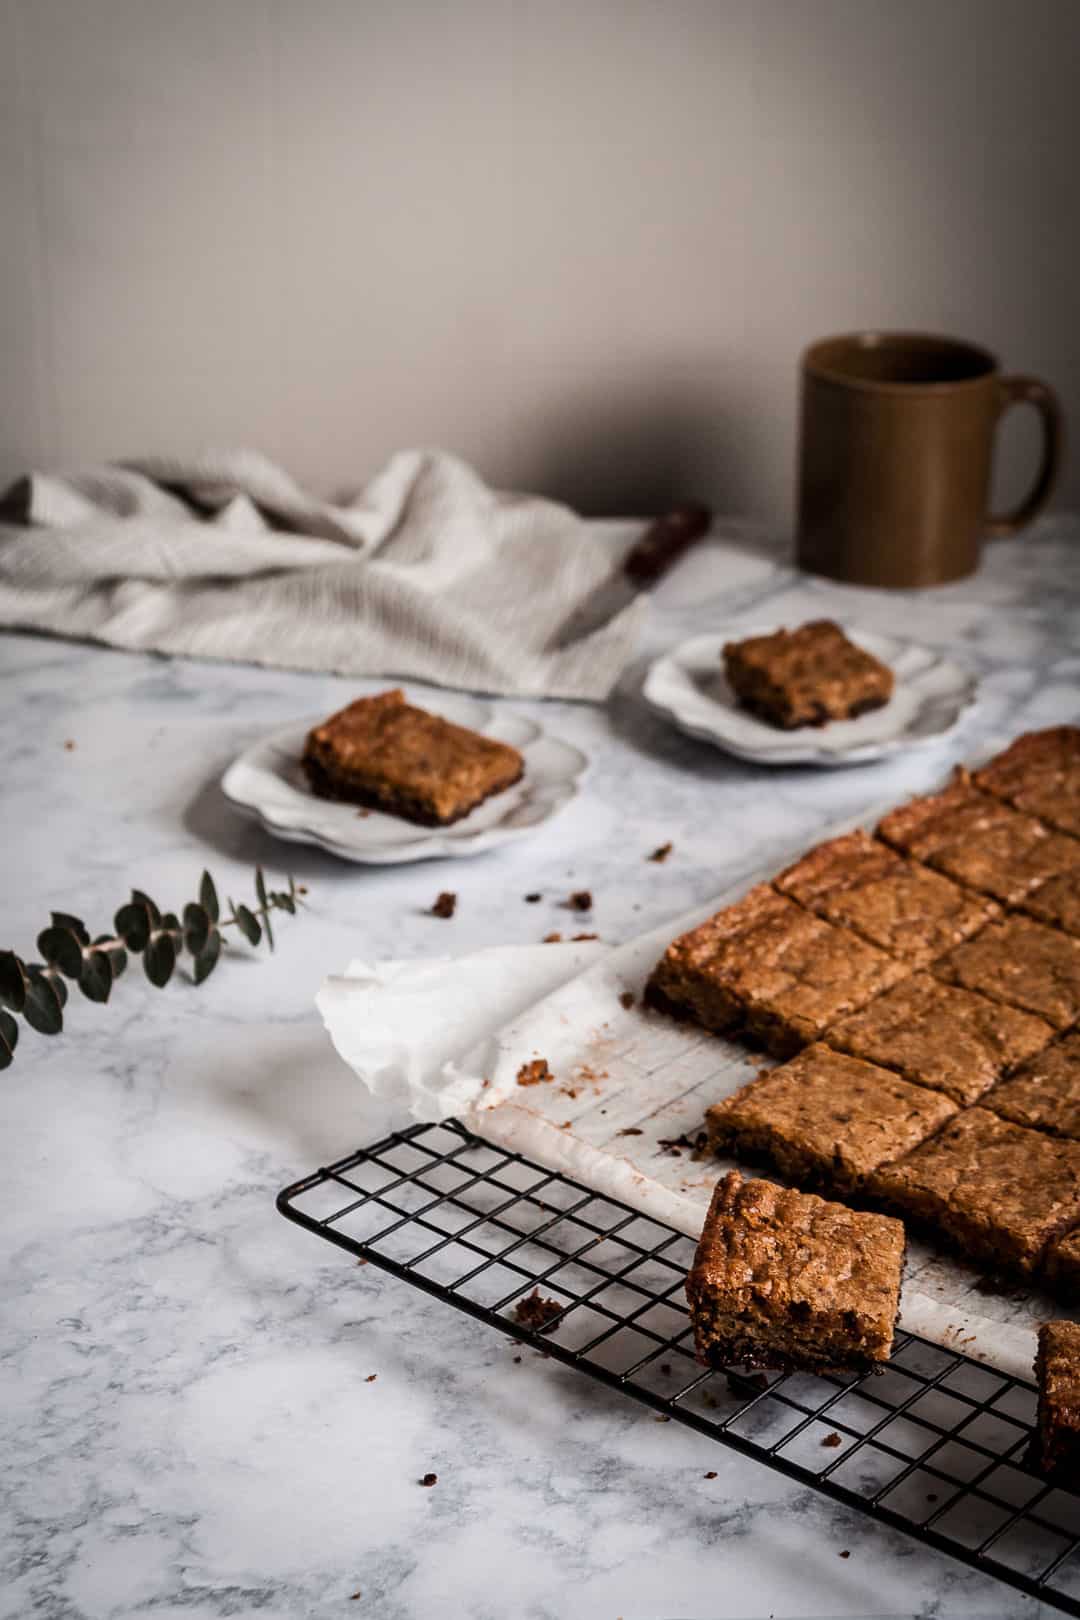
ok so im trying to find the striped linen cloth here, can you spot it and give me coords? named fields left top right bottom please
left=0, top=448, right=648, bottom=699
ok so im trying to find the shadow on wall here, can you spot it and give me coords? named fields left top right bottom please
left=517, top=370, right=756, bottom=520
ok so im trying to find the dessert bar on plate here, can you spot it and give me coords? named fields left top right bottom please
left=721, top=619, right=894, bottom=730
left=302, top=688, right=524, bottom=826
left=824, top=972, right=1055, bottom=1107
left=1036, top=1319, right=1080, bottom=1478
left=705, top=1043, right=956, bottom=1195
left=644, top=881, right=908, bottom=1058
left=686, top=1170, right=905, bottom=1374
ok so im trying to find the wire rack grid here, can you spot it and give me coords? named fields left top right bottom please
left=277, top=1118, right=1080, bottom=1614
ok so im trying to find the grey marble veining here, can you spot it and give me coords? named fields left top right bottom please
left=3, top=518, right=1080, bottom=1620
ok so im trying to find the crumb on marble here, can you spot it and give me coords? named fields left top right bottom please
left=617, top=1127, right=644, bottom=1137
left=565, top=890, right=593, bottom=911
left=704, top=1470, right=717, bottom=1479
left=524, top=893, right=541, bottom=902
left=839, top=1550, right=850, bottom=1559
left=649, top=842, right=673, bottom=863
left=517, top=1058, right=552, bottom=1087
left=64, top=739, right=76, bottom=751
left=572, top=931, right=599, bottom=941
left=619, top=990, right=636, bottom=1010
left=543, top=931, right=563, bottom=943
left=365, top=1373, right=377, bottom=1383
left=430, top=891, right=456, bottom=918
left=420, top=1473, right=438, bottom=1487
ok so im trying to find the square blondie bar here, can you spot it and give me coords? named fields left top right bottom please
left=1035, top=1321, right=1080, bottom=1478
left=986, top=1032, right=1080, bottom=1140
left=869, top=1108, right=1080, bottom=1277
left=646, top=883, right=908, bottom=1058
left=686, top=1171, right=905, bottom=1373
left=706, top=1044, right=956, bottom=1195
left=975, top=727, right=1080, bottom=839
left=775, top=830, right=996, bottom=965
left=935, top=916, right=1080, bottom=1031
left=302, top=689, right=524, bottom=826
left=878, top=776, right=1080, bottom=905
left=824, top=972, right=1054, bottom=1106
left=722, top=620, right=893, bottom=730
left=1021, top=869, right=1080, bottom=940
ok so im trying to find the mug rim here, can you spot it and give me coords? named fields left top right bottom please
left=803, top=330, right=1000, bottom=393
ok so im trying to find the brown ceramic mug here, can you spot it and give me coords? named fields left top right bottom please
left=796, top=331, right=1064, bottom=587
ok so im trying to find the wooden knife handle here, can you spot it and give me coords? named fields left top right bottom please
left=623, top=502, right=712, bottom=585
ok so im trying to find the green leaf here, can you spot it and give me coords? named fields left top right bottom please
left=0, top=951, right=27, bottom=1013
left=0, top=1008, right=17, bottom=1069
left=161, top=912, right=180, bottom=935
left=114, top=902, right=150, bottom=952
left=273, top=891, right=296, bottom=915
left=255, top=868, right=268, bottom=909
left=37, top=925, right=84, bottom=979
left=51, top=911, right=90, bottom=945
left=94, top=936, right=127, bottom=979
left=193, top=927, right=221, bottom=984
left=22, top=969, right=63, bottom=1035
left=131, top=889, right=162, bottom=928
left=200, top=871, right=220, bottom=924
left=234, top=904, right=261, bottom=947
left=78, top=951, right=113, bottom=1003
left=144, top=933, right=176, bottom=988
left=183, top=902, right=210, bottom=956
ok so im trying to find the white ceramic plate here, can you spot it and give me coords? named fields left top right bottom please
left=643, top=624, right=979, bottom=766
left=221, top=693, right=588, bottom=864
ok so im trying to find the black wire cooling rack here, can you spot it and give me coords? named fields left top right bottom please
left=277, top=1118, right=1080, bottom=1613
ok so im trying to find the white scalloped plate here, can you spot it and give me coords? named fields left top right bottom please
left=221, top=693, right=588, bottom=864
left=643, top=625, right=979, bottom=766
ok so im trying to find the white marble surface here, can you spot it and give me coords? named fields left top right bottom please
left=3, top=518, right=1080, bottom=1620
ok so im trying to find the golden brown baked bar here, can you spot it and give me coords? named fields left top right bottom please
left=645, top=883, right=909, bottom=1058
left=706, top=1044, right=956, bottom=1195
left=878, top=776, right=1080, bottom=905
left=824, top=971, right=1054, bottom=1106
left=868, top=1108, right=1080, bottom=1277
left=934, top=916, right=1080, bottom=1031
left=975, top=727, right=1080, bottom=839
left=1021, top=869, right=1080, bottom=940
left=686, top=1170, right=905, bottom=1373
left=775, top=829, right=997, bottom=965
left=1035, top=1320, right=1080, bottom=1477
left=302, top=689, right=524, bottom=826
left=721, top=620, right=894, bottom=730
left=986, top=1032, right=1080, bottom=1140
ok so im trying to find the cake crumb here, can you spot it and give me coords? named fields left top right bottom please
left=420, top=1473, right=438, bottom=1487
left=649, top=842, right=673, bottom=863
left=350, top=1591, right=362, bottom=1601
left=619, top=991, right=636, bottom=1010
left=839, top=1550, right=850, bottom=1560
left=565, top=890, right=593, bottom=911
left=617, top=1127, right=644, bottom=1137
left=430, top=891, right=456, bottom=918
left=513, top=1355, right=522, bottom=1364
left=365, top=1373, right=377, bottom=1383
left=513, top=1288, right=563, bottom=1331
left=543, top=931, right=563, bottom=943
left=704, top=1471, right=717, bottom=1480
left=64, top=739, right=76, bottom=751
left=572, top=932, right=599, bottom=941
left=517, top=1058, right=552, bottom=1087
left=524, top=892, right=541, bottom=902
left=822, top=1432, right=842, bottom=1448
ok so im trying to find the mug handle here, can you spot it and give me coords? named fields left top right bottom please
left=985, top=375, right=1065, bottom=538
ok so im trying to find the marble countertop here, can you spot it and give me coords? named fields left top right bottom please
left=3, top=519, right=1080, bottom=1620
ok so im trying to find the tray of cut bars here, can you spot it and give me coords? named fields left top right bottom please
left=448, top=726, right=1080, bottom=1386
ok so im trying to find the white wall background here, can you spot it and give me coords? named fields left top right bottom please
left=2, top=0, right=1078, bottom=528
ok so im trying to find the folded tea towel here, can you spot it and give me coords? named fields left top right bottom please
left=0, top=448, right=650, bottom=699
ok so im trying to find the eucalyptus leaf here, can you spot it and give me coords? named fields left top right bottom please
left=183, top=902, right=210, bottom=956
left=28, top=966, right=68, bottom=1010
left=255, top=868, right=268, bottom=909
left=161, top=912, right=181, bottom=936
left=79, top=951, right=113, bottom=1003
left=131, top=889, right=162, bottom=928
left=114, top=902, right=150, bottom=952
left=144, top=933, right=176, bottom=988
left=51, top=911, right=90, bottom=945
left=200, top=871, right=220, bottom=923
left=274, top=892, right=296, bottom=915
left=0, top=951, right=27, bottom=1013
left=234, top=904, right=262, bottom=947
left=22, top=969, right=63, bottom=1035
left=0, top=1007, right=17, bottom=1068
left=37, top=925, right=84, bottom=979
left=193, top=927, right=221, bottom=984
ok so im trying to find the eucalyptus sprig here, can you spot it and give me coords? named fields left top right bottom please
left=0, top=868, right=305, bottom=1070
